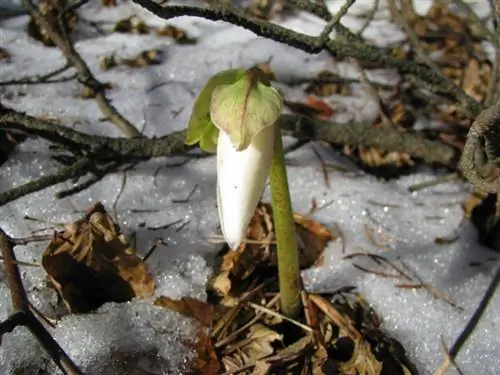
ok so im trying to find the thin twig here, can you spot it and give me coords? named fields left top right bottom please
left=433, top=261, right=500, bottom=374
left=0, top=229, right=83, bottom=374
left=21, top=0, right=141, bottom=138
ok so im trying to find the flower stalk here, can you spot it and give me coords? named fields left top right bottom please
left=269, top=124, right=302, bottom=318
left=186, top=67, right=303, bottom=318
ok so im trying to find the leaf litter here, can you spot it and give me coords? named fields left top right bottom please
left=150, top=200, right=418, bottom=374
left=42, top=202, right=155, bottom=314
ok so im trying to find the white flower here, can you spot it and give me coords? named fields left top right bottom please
left=216, top=124, right=276, bottom=249
left=209, top=68, right=283, bottom=249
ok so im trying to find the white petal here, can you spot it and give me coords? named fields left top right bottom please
left=217, top=124, right=276, bottom=249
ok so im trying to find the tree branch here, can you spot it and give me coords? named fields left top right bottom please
left=0, top=229, right=83, bottom=374
left=130, top=0, right=482, bottom=117
left=21, top=0, right=141, bottom=138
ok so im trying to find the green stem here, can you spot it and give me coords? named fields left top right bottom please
left=269, top=124, right=302, bottom=318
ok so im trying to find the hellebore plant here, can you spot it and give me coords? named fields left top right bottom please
left=186, top=68, right=301, bottom=318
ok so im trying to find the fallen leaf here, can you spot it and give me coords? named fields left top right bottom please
left=155, top=25, right=196, bottom=44
left=211, top=202, right=333, bottom=297
left=252, top=360, right=271, bottom=374
left=101, top=0, right=117, bottom=6
left=154, top=296, right=215, bottom=327
left=120, top=50, right=163, bottom=68
left=187, top=328, right=221, bottom=375
left=42, top=202, right=154, bottom=313
left=339, top=338, right=382, bottom=375
left=305, top=96, right=335, bottom=120
left=113, top=16, right=149, bottom=34
left=305, top=70, right=352, bottom=97
left=222, top=323, right=282, bottom=371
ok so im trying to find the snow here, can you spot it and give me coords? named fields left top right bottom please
left=0, top=0, right=497, bottom=374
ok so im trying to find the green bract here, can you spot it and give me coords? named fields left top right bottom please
left=185, top=69, right=246, bottom=153
left=210, top=69, right=283, bottom=151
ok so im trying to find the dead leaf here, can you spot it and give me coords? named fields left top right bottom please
left=113, top=16, right=149, bottom=34
left=26, top=0, right=78, bottom=47
left=252, top=360, right=271, bottom=374
left=339, top=338, right=382, bottom=375
left=42, top=202, right=154, bottom=313
left=186, top=328, right=221, bottom=375
left=100, top=55, right=118, bottom=71
left=211, top=202, right=333, bottom=297
left=120, top=50, right=163, bottom=68
left=154, top=296, right=215, bottom=327
left=305, top=96, right=335, bottom=120
left=155, top=25, right=196, bottom=44
left=293, top=212, right=333, bottom=268
left=222, top=323, right=282, bottom=371
left=246, top=0, right=285, bottom=20
left=305, top=70, right=352, bottom=97
left=101, top=0, right=117, bottom=6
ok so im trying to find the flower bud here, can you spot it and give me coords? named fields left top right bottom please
left=216, top=124, right=276, bottom=249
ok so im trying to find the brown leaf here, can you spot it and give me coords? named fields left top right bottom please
left=42, top=202, right=154, bottom=313
left=26, top=0, right=78, bottom=47
left=187, top=328, right=221, bottom=375
left=222, top=323, right=282, bottom=371
left=305, top=70, right=351, bottom=97
left=113, top=16, right=149, bottom=34
left=349, top=146, right=414, bottom=168
left=154, top=296, right=214, bottom=327
left=155, top=25, right=196, bottom=44
left=101, top=0, right=117, bottom=6
left=293, top=212, right=333, bottom=268
left=211, top=202, right=333, bottom=297
left=305, top=96, right=335, bottom=120
left=339, top=338, right=382, bottom=375
left=120, top=50, right=163, bottom=68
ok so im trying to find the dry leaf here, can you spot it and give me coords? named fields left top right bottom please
left=211, top=202, right=333, bottom=297
left=26, top=0, right=78, bottom=47
left=305, top=96, right=335, bottom=120
left=100, top=55, right=118, bottom=71
left=187, top=328, right=221, bottom=375
left=154, top=296, right=215, bottom=327
left=42, top=202, right=154, bottom=313
left=222, top=323, right=282, bottom=371
left=305, top=70, right=352, bottom=97
left=339, top=339, right=382, bottom=375
left=252, top=360, right=271, bottom=375
left=113, top=16, right=149, bottom=34
left=155, top=25, right=196, bottom=44
left=101, top=0, right=117, bottom=6
left=120, top=50, right=162, bottom=68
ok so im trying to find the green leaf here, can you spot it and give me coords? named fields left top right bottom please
left=185, top=69, right=246, bottom=153
left=210, top=69, right=283, bottom=151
